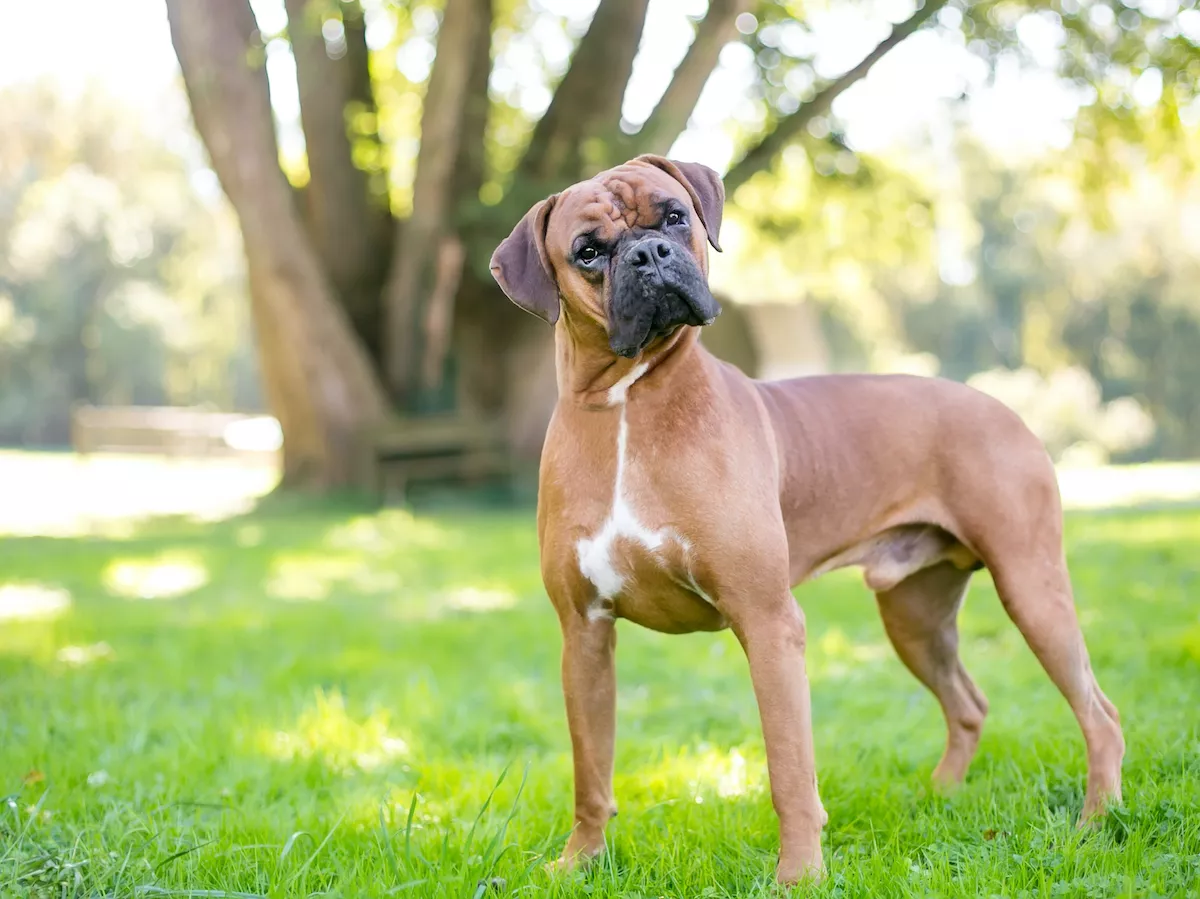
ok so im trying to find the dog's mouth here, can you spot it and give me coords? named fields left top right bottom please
left=674, top=290, right=719, bottom=327
left=608, top=281, right=721, bottom=359
left=610, top=292, right=721, bottom=357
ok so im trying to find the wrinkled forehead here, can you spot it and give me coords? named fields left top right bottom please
left=547, top=166, right=691, bottom=252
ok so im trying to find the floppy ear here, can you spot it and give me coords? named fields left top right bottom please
left=489, top=195, right=560, bottom=324
left=634, top=155, right=725, bottom=252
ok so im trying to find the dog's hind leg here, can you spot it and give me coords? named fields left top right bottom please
left=876, top=561, right=988, bottom=787
left=986, top=548, right=1124, bottom=820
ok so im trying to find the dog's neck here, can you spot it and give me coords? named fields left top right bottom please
left=555, top=303, right=702, bottom=409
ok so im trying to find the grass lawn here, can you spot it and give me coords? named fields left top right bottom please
left=2, top=453, right=1199, bottom=897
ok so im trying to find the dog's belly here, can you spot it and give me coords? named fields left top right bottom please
left=805, top=523, right=980, bottom=593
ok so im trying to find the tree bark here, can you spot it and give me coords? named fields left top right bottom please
left=384, top=0, right=491, bottom=404
left=632, top=0, right=753, bottom=156
left=419, top=235, right=465, bottom=392
left=453, top=4, right=494, bottom=215
left=518, top=0, right=651, bottom=186
left=722, top=0, right=948, bottom=194
left=433, top=3, right=497, bottom=401
left=284, top=0, right=393, bottom=360
left=452, top=2, right=654, bottom=444
left=166, top=0, right=388, bottom=490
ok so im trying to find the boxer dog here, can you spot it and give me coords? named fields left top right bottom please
left=489, top=155, right=1124, bottom=884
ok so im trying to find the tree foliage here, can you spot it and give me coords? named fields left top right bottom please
left=9, top=0, right=1197, bottom=477
left=162, top=0, right=961, bottom=489
left=729, top=124, right=1200, bottom=462
left=0, top=82, right=258, bottom=446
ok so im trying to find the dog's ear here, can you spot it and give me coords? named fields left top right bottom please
left=490, top=195, right=560, bottom=324
left=635, top=155, right=724, bottom=252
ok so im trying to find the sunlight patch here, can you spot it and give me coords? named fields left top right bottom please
left=0, top=583, right=71, bottom=621
left=325, top=509, right=450, bottom=555
left=262, top=689, right=409, bottom=774
left=715, top=748, right=750, bottom=798
left=441, top=586, right=517, bottom=613
left=1058, top=462, right=1200, bottom=511
left=265, top=554, right=400, bottom=601
left=1178, top=624, right=1200, bottom=664
left=816, top=627, right=887, bottom=662
left=104, top=554, right=208, bottom=600
left=811, top=627, right=888, bottom=680
left=265, top=556, right=351, bottom=601
left=0, top=451, right=277, bottom=538
left=235, top=524, right=264, bottom=547
left=622, top=744, right=766, bottom=805
left=56, top=641, right=115, bottom=666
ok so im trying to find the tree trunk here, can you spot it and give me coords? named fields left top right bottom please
left=284, top=0, right=393, bottom=361
left=166, top=0, right=387, bottom=490
left=518, top=0, right=651, bottom=187
left=428, top=5, right=495, bottom=397
left=384, top=0, right=491, bottom=405
left=166, top=0, right=953, bottom=490
left=446, top=0, right=653, bottom=446
left=632, top=0, right=753, bottom=156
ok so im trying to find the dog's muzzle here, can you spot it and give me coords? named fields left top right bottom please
left=608, top=237, right=721, bottom=358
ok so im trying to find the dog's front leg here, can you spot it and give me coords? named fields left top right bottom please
left=553, top=609, right=618, bottom=871
left=733, top=600, right=825, bottom=884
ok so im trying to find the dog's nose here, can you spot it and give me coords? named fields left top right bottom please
left=627, top=238, right=672, bottom=270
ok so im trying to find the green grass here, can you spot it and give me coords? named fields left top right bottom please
left=1, top=455, right=1199, bottom=897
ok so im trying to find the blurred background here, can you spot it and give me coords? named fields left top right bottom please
left=2, top=0, right=1199, bottom=505
left=3, top=6, right=1200, bottom=893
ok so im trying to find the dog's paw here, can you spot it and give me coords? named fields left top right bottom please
left=544, top=842, right=605, bottom=878
left=1079, top=783, right=1123, bottom=825
left=776, top=843, right=825, bottom=887
left=543, top=856, right=575, bottom=877
left=931, top=760, right=971, bottom=795
left=776, top=859, right=825, bottom=887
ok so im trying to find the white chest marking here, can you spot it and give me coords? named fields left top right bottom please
left=606, top=362, right=649, bottom=406
left=576, top=410, right=667, bottom=611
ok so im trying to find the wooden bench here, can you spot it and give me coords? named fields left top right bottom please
left=70, top=405, right=278, bottom=459
left=363, top=414, right=513, bottom=504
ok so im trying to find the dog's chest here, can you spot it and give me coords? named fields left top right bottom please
left=569, top=408, right=722, bottom=633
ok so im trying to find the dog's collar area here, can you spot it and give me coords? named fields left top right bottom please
left=606, top=362, right=649, bottom=406
left=561, top=315, right=701, bottom=410
left=571, top=358, right=651, bottom=410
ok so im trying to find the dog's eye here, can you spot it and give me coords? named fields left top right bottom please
left=665, top=211, right=684, bottom=226
left=579, top=246, right=599, bottom=263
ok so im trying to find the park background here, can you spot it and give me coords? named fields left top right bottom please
left=1, top=0, right=1199, bottom=896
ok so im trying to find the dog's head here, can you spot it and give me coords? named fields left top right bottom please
left=489, top=155, right=724, bottom=359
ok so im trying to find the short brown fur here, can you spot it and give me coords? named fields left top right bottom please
left=490, top=156, right=1124, bottom=885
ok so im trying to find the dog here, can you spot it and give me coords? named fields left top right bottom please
left=489, top=154, right=1124, bottom=884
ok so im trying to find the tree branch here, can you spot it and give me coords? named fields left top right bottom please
left=723, top=0, right=948, bottom=194
left=518, top=0, right=651, bottom=185
left=633, top=0, right=753, bottom=157
left=419, top=7, right=495, bottom=395
left=384, top=0, right=492, bottom=402
left=452, top=7, right=494, bottom=223
left=284, top=0, right=393, bottom=356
